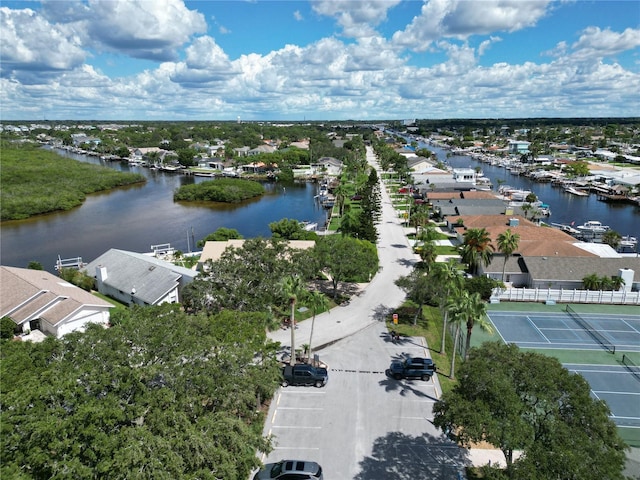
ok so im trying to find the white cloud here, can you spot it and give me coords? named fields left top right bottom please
left=312, top=0, right=401, bottom=38
left=570, top=27, right=640, bottom=61
left=293, top=10, right=303, bottom=21
left=0, top=6, right=86, bottom=82
left=392, top=0, right=552, bottom=51
left=41, top=0, right=207, bottom=61
left=169, top=36, right=239, bottom=86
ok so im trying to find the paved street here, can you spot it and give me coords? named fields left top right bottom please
left=261, top=147, right=471, bottom=479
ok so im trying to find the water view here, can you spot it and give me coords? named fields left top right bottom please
left=0, top=149, right=328, bottom=272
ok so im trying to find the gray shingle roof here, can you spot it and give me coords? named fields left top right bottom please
left=83, top=249, right=190, bottom=304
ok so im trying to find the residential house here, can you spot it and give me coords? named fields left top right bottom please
left=248, top=145, right=277, bottom=156
left=312, top=157, right=343, bottom=177
left=198, top=240, right=315, bottom=271
left=0, top=266, right=113, bottom=338
left=82, top=249, right=198, bottom=306
left=443, top=213, right=640, bottom=289
left=508, top=140, right=530, bottom=155
left=482, top=255, right=640, bottom=291
left=407, top=156, right=433, bottom=173
left=233, top=146, right=251, bottom=157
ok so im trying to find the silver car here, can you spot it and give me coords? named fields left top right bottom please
left=253, top=459, right=323, bottom=480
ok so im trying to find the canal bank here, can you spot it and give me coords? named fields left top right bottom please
left=426, top=144, right=640, bottom=244
left=0, top=149, right=329, bottom=273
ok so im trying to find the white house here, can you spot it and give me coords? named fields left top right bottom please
left=508, top=140, right=530, bottom=155
left=0, top=266, right=113, bottom=338
left=82, top=249, right=198, bottom=306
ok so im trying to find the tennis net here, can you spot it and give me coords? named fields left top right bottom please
left=622, top=355, right=640, bottom=382
left=565, top=305, right=615, bottom=354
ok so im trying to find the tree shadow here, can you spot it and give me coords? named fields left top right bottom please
left=390, top=243, right=409, bottom=249
left=378, top=375, right=439, bottom=402
left=353, top=431, right=469, bottom=480
left=372, top=304, right=394, bottom=323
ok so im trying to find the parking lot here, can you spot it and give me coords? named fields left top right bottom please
left=260, top=323, right=469, bottom=479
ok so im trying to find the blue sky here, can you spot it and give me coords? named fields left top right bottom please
left=1, top=0, right=639, bottom=120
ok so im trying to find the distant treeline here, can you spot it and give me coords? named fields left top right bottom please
left=174, top=177, right=265, bottom=203
left=0, top=142, right=145, bottom=221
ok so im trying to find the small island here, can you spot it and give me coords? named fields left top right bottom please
left=0, top=143, right=146, bottom=221
left=174, top=178, right=265, bottom=203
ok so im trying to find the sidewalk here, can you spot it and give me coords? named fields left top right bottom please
left=267, top=147, right=507, bottom=471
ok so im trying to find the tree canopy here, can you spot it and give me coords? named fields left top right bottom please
left=433, top=342, right=627, bottom=479
left=181, top=237, right=316, bottom=315
left=314, top=235, right=378, bottom=298
left=1, top=305, right=282, bottom=479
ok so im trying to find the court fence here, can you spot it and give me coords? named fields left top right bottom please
left=491, top=287, right=640, bottom=305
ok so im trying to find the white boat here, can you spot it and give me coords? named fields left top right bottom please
left=301, top=221, right=318, bottom=231
left=576, top=220, right=610, bottom=234
left=565, top=186, right=589, bottom=196
left=619, top=235, right=638, bottom=251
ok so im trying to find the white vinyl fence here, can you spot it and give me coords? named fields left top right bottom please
left=491, top=287, right=640, bottom=305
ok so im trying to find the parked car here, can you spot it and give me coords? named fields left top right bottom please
left=254, top=459, right=324, bottom=480
left=281, top=364, right=328, bottom=387
left=387, top=357, right=436, bottom=381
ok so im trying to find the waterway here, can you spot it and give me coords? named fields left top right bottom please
left=2, top=145, right=638, bottom=273
left=427, top=144, right=640, bottom=244
left=0, top=148, right=329, bottom=272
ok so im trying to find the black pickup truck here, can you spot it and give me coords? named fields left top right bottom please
left=281, top=364, right=328, bottom=387
left=388, top=357, right=436, bottom=381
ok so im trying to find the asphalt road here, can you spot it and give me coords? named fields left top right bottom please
left=260, top=147, right=469, bottom=479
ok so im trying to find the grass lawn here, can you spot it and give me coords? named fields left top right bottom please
left=385, top=303, right=461, bottom=395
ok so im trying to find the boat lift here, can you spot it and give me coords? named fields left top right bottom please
left=150, top=243, right=174, bottom=257
left=55, top=255, right=84, bottom=271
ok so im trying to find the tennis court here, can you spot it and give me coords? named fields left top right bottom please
left=487, top=309, right=640, bottom=353
left=485, top=305, right=640, bottom=434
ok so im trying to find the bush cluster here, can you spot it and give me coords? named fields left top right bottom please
left=174, top=178, right=265, bottom=203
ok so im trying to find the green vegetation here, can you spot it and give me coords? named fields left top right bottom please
left=434, top=342, right=627, bottom=479
left=173, top=177, right=264, bottom=203
left=0, top=142, right=145, bottom=221
left=1, top=305, right=281, bottom=479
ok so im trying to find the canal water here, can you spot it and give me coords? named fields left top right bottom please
left=429, top=145, right=640, bottom=243
left=0, top=149, right=329, bottom=272
left=1, top=145, right=638, bottom=273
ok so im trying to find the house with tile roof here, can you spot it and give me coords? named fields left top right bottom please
left=198, top=239, right=315, bottom=271
left=82, top=249, right=198, bottom=307
left=444, top=214, right=640, bottom=291
left=0, top=266, right=113, bottom=338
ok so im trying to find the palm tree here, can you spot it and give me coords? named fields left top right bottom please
left=417, top=241, right=438, bottom=271
left=582, top=273, right=601, bottom=290
left=432, top=259, right=464, bottom=356
left=445, top=296, right=465, bottom=379
left=279, top=275, right=306, bottom=365
left=602, top=230, right=622, bottom=250
left=306, top=290, right=329, bottom=362
left=459, top=227, right=494, bottom=275
left=521, top=203, right=532, bottom=219
left=460, top=292, right=492, bottom=360
left=496, top=229, right=520, bottom=282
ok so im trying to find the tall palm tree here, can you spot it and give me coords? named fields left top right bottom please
left=460, top=291, right=492, bottom=360
left=279, top=275, right=306, bottom=365
left=459, top=227, right=494, bottom=275
left=432, top=259, right=464, bottom=356
left=445, top=295, right=465, bottom=380
left=496, top=229, right=520, bottom=282
left=306, top=290, right=329, bottom=362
